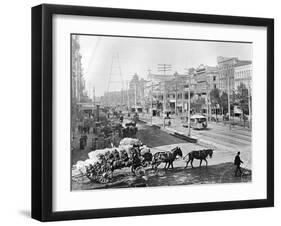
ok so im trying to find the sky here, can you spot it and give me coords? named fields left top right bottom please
left=76, top=35, right=252, bottom=97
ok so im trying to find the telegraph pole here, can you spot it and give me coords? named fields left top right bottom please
left=157, top=64, right=172, bottom=120
left=157, top=64, right=172, bottom=76
left=206, top=82, right=210, bottom=123
left=134, top=82, right=137, bottom=112
left=93, top=85, right=95, bottom=105
left=126, top=80, right=130, bottom=111
left=184, top=68, right=192, bottom=137
left=151, top=81, right=153, bottom=125
left=248, top=85, right=251, bottom=129
left=175, top=81, right=178, bottom=115
left=227, top=66, right=231, bottom=130
left=163, top=81, right=166, bottom=126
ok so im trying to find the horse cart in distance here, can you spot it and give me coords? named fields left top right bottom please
left=122, top=121, right=138, bottom=138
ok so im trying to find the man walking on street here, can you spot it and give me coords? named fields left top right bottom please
left=234, top=151, right=243, bottom=176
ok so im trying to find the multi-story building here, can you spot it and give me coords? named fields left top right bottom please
left=234, top=62, right=252, bottom=90
left=145, top=72, right=175, bottom=113
left=217, top=56, right=251, bottom=92
left=145, top=71, right=197, bottom=114
left=71, top=35, right=88, bottom=126
left=165, top=72, right=188, bottom=113
left=128, top=73, right=146, bottom=111
left=72, top=35, right=87, bottom=102
left=194, top=64, right=219, bottom=96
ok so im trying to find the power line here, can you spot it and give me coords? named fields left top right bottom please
left=157, top=64, right=172, bottom=76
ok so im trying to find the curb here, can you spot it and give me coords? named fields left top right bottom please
left=172, top=132, right=197, bottom=143
left=139, top=118, right=198, bottom=143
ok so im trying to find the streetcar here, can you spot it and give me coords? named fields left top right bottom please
left=182, top=114, right=208, bottom=129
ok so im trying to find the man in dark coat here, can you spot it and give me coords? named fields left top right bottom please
left=234, top=151, right=243, bottom=176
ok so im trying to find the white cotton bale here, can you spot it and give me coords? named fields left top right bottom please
left=119, top=138, right=142, bottom=146
left=140, top=146, right=150, bottom=155
left=84, top=158, right=96, bottom=166
left=88, top=149, right=109, bottom=160
left=119, top=145, right=133, bottom=155
left=75, top=160, right=85, bottom=171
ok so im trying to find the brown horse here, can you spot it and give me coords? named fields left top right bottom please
left=184, top=149, right=213, bottom=168
left=152, top=146, right=183, bottom=170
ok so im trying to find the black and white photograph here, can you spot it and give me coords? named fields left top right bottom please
left=71, top=34, right=253, bottom=190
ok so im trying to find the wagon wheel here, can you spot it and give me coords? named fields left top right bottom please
left=95, top=163, right=112, bottom=184
left=84, top=163, right=110, bottom=184
left=133, top=166, right=145, bottom=177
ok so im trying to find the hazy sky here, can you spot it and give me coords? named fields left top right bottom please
left=77, top=35, right=252, bottom=97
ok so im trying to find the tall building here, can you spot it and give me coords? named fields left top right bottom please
left=194, top=64, right=219, bottom=96
left=145, top=71, right=196, bottom=114
left=128, top=73, right=146, bottom=110
left=71, top=35, right=86, bottom=102
left=234, top=62, right=252, bottom=90
left=217, top=56, right=251, bottom=92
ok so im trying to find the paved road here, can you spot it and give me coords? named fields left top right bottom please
left=72, top=121, right=251, bottom=190
left=139, top=115, right=252, bottom=169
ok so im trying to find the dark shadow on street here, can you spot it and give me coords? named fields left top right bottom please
left=72, top=162, right=251, bottom=190
left=137, top=123, right=188, bottom=148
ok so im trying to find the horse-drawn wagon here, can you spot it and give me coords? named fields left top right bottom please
left=73, top=138, right=152, bottom=184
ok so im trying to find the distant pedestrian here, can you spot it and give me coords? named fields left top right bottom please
left=79, top=136, right=84, bottom=150
left=234, top=151, right=243, bottom=176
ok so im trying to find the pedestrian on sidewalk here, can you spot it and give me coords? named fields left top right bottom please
left=234, top=151, right=243, bottom=176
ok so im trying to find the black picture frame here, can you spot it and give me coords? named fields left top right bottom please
left=32, top=4, right=274, bottom=222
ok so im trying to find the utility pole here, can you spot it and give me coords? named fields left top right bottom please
left=182, top=87, right=184, bottom=115
left=175, top=81, right=178, bottom=115
left=151, top=81, right=153, bottom=125
left=163, top=81, right=166, bottom=127
left=248, top=85, right=251, bottom=129
left=157, top=64, right=171, bottom=119
left=126, top=80, right=130, bottom=111
left=227, top=66, right=231, bottom=130
left=157, top=64, right=172, bottom=76
left=184, top=68, right=192, bottom=137
left=93, top=85, right=95, bottom=105
left=188, top=75, right=191, bottom=137
left=206, top=82, right=210, bottom=123
left=134, top=82, right=137, bottom=113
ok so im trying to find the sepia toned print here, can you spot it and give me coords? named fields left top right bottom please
left=71, top=34, right=252, bottom=190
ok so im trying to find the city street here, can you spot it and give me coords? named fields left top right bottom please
left=139, top=115, right=252, bottom=169
left=72, top=119, right=251, bottom=190
left=70, top=35, right=253, bottom=190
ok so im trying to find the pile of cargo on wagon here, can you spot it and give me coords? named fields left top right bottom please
left=73, top=138, right=152, bottom=184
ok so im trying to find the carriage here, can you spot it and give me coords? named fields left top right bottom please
left=122, top=121, right=138, bottom=138
left=73, top=138, right=214, bottom=184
